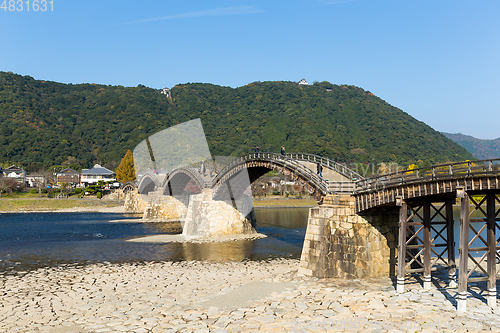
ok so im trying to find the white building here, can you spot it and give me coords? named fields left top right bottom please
left=80, top=164, right=116, bottom=186
left=161, top=87, right=171, bottom=97
left=2, top=165, right=26, bottom=184
left=298, top=78, right=309, bottom=86
left=26, top=174, right=48, bottom=188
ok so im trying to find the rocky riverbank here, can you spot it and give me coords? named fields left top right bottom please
left=1, top=259, right=499, bottom=332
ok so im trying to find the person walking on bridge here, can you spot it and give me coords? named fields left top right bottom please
left=317, top=163, right=323, bottom=178
left=255, top=146, right=259, bottom=155
left=200, top=161, right=205, bottom=176
left=280, top=145, right=285, bottom=155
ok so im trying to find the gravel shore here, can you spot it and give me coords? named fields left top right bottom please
left=1, top=259, right=500, bottom=332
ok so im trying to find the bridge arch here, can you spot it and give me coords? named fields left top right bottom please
left=137, top=170, right=161, bottom=195
left=122, top=181, right=137, bottom=194
left=161, top=167, right=205, bottom=197
left=212, top=153, right=329, bottom=201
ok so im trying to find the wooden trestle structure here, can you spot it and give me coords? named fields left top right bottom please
left=354, top=159, right=500, bottom=312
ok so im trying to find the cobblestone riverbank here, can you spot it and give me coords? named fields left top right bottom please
left=1, top=259, right=499, bottom=332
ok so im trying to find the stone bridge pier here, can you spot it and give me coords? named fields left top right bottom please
left=124, top=189, right=188, bottom=221
left=124, top=189, right=257, bottom=237
left=298, top=195, right=399, bottom=279
left=182, top=189, right=257, bottom=237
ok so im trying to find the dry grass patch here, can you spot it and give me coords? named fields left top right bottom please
left=0, top=198, right=120, bottom=212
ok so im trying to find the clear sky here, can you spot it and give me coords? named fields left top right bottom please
left=1, top=0, right=499, bottom=139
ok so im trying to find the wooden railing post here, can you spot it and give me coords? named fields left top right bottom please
left=423, top=201, right=432, bottom=289
left=487, top=193, right=497, bottom=307
left=397, top=200, right=407, bottom=293
left=458, top=192, right=469, bottom=313
left=446, top=200, right=457, bottom=288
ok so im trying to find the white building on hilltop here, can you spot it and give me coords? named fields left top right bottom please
left=298, top=78, right=309, bottom=86
left=161, top=87, right=171, bottom=97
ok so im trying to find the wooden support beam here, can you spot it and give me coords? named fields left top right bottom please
left=487, top=193, right=497, bottom=307
left=458, top=193, right=470, bottom=313
left=446, top=200, right=457, bottom=288
left=397, top=201, right=407, bottom=293
left=423, top=201, right=432, bottom=289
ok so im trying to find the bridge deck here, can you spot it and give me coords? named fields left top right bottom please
left=354, top=158, right=500, bottom=213
left=354, top=175, right=500, bottom=213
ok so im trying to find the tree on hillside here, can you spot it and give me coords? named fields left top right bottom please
left=116, top=150, right=135, bottom=182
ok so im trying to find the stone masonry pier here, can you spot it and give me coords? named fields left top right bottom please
left=182, top=189, right=257, bottom=237
left=124, top=189, right=257, bottom=238
left=298, top=195, right=398, bottom=279
left=124, top=189, right=187, bottom=221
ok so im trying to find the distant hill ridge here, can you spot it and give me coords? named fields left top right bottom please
left=0, top=71, right=472, bottom=171
left=442, top=132, right=500, bottom=160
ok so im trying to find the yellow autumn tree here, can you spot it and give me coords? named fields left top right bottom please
left=407, top=163, right=418, bottom=174
left=116, top=150, right=135, bottom=182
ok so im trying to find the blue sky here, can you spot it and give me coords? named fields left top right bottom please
left=1, top=0, right=499, bottom=139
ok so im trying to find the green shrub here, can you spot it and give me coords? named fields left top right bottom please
left=74, top=188, right=82, bottom=194
left=29, top=189, right=37, bottom=194
left=41, top=188, right=47, bottom=194
left=96, top=192, right=102, bottom=199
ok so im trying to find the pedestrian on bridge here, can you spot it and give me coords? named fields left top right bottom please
left=280, top=145, right=285, bottom=155
left=200, top=161, right=205, bottom=176
left=317, top=163, right=323, bottom=178
left=255, top=146, right=259, bottom=154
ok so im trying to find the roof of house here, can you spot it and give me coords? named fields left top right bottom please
left=4, top=165, right=23, bottom=171
left=57, top=168, right=80, bottom=175
left=81, top=164, right=115, bottom=175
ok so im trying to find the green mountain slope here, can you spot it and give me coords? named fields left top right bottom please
left=442, top=132, right=500, bottom=160
left=0, top=72, right=473, bottom=171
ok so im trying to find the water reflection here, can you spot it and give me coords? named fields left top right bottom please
left=180, top=241, right=255, bottom=261
left=255, top=207, right=309, bottom=229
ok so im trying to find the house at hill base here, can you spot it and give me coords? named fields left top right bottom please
left=56, top=168, right=80, bottom=185
left=80, top=164, right=116, bottom=186
left=2, top=165, right=26, bottom=184
left=26, top=173, right=51, bottom=188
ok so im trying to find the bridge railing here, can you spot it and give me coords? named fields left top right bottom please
left=285, top=152, right=364, bottom=181
left=213, top=152, right=329, bottom=194
left=355, top=158, right=500, bottom=193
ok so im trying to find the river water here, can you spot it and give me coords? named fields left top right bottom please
left=0, top=208, right=310, bottom=272
left=0, top=206, right=492, bottom=273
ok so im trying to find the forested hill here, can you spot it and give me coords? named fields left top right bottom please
left=442, top=132, right=500, bottom=160
left=0, top=71, right=472, bottom=172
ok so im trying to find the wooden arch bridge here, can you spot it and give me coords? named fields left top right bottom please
left=131, top=153, right=500, bottom=312
left=135, top=152, right=363, bottom=201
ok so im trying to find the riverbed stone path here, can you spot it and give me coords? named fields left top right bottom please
left=1, top=259, right=499, bottom=332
